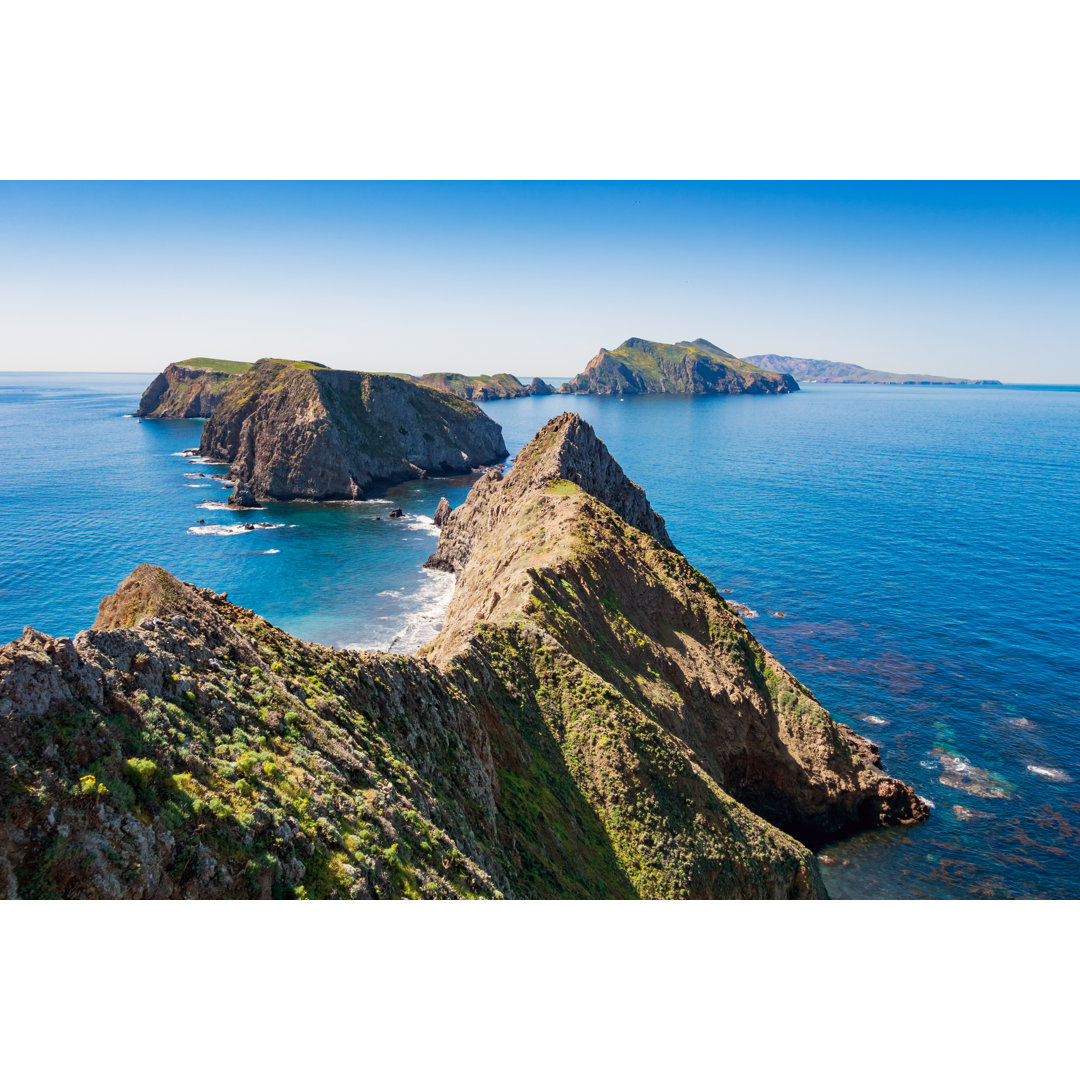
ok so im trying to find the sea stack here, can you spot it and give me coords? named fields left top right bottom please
left=227, top=481, right=260, bottom=508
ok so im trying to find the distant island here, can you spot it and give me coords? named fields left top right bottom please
left=0, top=414, right=927, bottom=898
left=198, top=358, right=506, bottom=500
left=742, top=354, right=1002, bottom=385
left=400, top=372, right=555, bottom=401
left=560, top=338, right=798, bottom=395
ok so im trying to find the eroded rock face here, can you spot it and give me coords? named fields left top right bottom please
left=227, top=482, right=260, bottom=508
left=199, top=359, right=508, bottom=500
left=0, top=414, right=927, bottom=900
left=433, top=498, right=452, bottom=527
left=136, top=361, right=248, bottom=418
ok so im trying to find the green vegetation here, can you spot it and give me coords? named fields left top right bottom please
left=177, top=357, right=252, bottom=375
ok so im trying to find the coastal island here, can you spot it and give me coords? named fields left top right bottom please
left=401, top=372, right=555, bottom=400
left=198, top=358, right=507, bottom=500
left=560, top=338, right=799, bottom=396
left=137, top=357, right=556, bottom=421
left=743, top=354, right=1003, bottom=385
left=0, top=414, right=926, bottom=898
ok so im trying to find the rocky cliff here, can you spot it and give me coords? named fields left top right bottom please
left=136, top=358, right=251, bottom=418
left=0, top=414, right=926, bottom=899
left=199, top=358, right=508, bottom=500
left=407, top=373, right=555, bottom=401
left=560, top=338, right=799, bottom=396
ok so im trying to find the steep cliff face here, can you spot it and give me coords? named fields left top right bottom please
left=560, top=337, right=799, bottom=396
left=136, top=359, right=250, bottom=418
left=408, top=373, right=555, bottom=401
left=0, top=415, right=927, bottom=899
left=199, top=359, right=508, bottom=500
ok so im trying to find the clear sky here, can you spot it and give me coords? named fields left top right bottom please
left=1, top=181, right=1076, bottom=382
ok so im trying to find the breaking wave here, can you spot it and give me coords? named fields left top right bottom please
left=187, top=522, right=286, bottom=536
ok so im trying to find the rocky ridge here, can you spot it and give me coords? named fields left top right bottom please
left=199, top=358, right=508, bottom=500
left=0, top=413, right=927, bottom=899
left=560, top=338, right=799, bottom=396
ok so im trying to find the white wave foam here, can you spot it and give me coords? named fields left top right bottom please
left=262, top=549, right=280, bottom=554
left=184, top=483, right=211, bottom=488
left=861, top=714, right=889, bottom=726
left=377, top=590, right=403, bottom=598
left=196, top=501, right=262, bottom=512
left=188, top=522, right=286, bottom=536
left=1027, top=765, right=1072, bottom=782
left=403, top=513, right=441, bottom=538
left=387, top=568, right=457, bottom=654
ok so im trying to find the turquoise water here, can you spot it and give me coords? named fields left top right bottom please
left=2, top=373, right=1079, bottom=898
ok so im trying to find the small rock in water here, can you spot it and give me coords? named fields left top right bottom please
left=228, top=480, right=261, bottom=508
left=243, top=523, right=255, bottom=531
left=772, top=611, right=787, bottom=618
left=374, top=516, right=382, bottom=521
left=434, top=497, right=452, bottom=527
left=388, top=508, right=404, bottom=519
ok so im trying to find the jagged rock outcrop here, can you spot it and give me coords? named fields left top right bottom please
left=433, top=497, right=452, bottom=527
left=227, top=481, right=260, bottom=508
left=136, top=359, right=251, bottom=418
left=199, top=358, right=508, bottom=500
left=406, top=372, right=556, bottom=401
left=560, top=337, right=799, bottom=396
left=0, top=415, right=926, bottom=900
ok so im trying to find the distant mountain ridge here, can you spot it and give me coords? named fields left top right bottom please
left=401, top=372, right=555, bottom=401
left=561, top=337, right=798, bottom=396
left=743, top=354, right=1001, bottom=386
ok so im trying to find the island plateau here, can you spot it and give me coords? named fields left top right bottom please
left=137, top=358, right=556, bottom=420
left=743, top=355, right=1002, bottom=385
left=560, top=338, right=798, bottom=396
left=198, top=358, right=507, bottom=500
left=0, top=414, right=927, bottom=899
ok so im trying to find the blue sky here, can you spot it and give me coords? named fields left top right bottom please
left=1, top=181, right=1076, bottom=381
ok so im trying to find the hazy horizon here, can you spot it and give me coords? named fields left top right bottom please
left=2, top=181, right=1077, bottom=383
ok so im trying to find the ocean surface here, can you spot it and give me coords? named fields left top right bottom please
left=2, top=372, right=1078, bottom=899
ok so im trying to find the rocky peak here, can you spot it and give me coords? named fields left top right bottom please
left=426, top=413, right=671, bottom=574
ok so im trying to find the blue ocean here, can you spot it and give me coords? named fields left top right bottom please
left=2, top=372, right=1078, bottom=899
